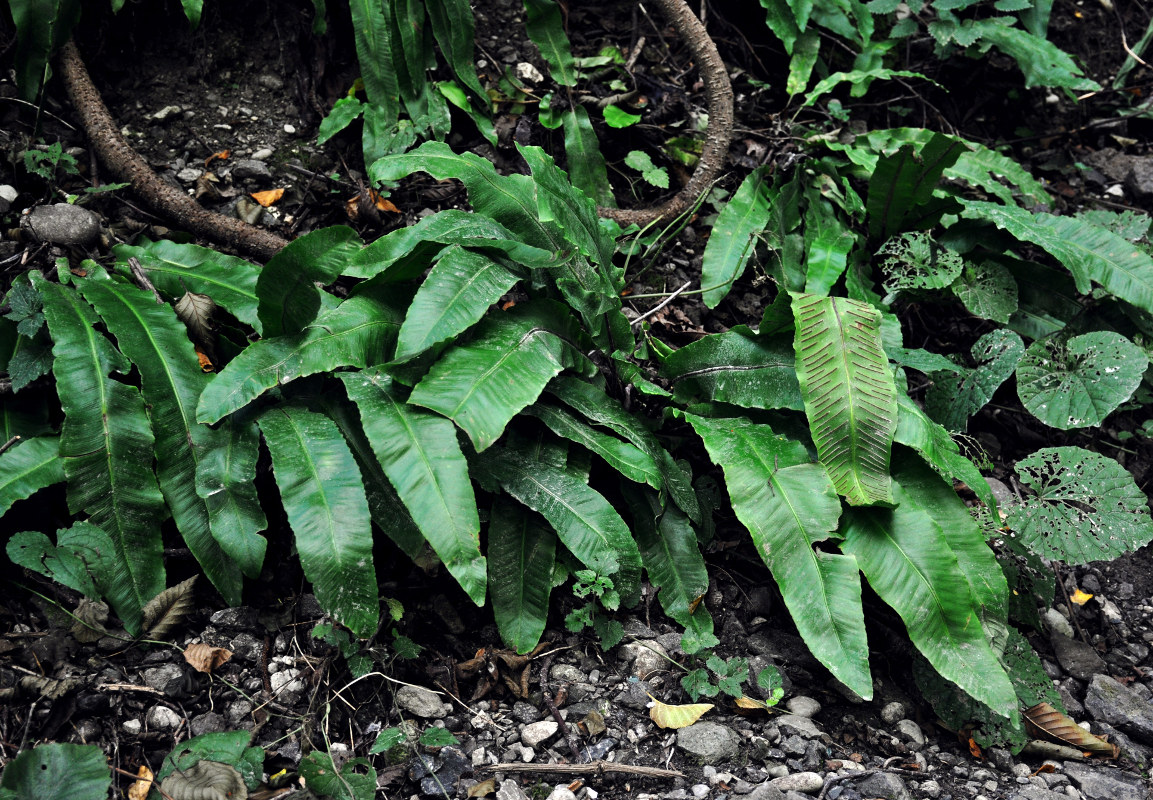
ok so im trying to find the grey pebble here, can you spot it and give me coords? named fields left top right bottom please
left=230, top=158, right=272, bottom=181
left=22, top=203, right=100, bottom=247
left=146, top=705, right=182, bottom=730
left=785, top=695, right=821, bottom=718
left=770, top=771, right=823, bottom=793
left=395, top=684, right=448, bottom=718
left=676, top=721, right=743, bottom=762
left=880, top=701, right=906, bottom=724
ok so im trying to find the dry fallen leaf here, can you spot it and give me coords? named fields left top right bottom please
left=733, top=695, right=773, bottom=715
left=195, top=345, right=214, bottom=372
left=251, top=188, right=285, bottom=207
left=466, top=778, right=496, bottom=797
left=184, top=643, right=233, bottom=674
left=127, top=765, right=154, bottom=800
left=205, top=149, right=231, bottom=167
left=142, top=575, right=198, bottom=639
left=1069, top=589, right=1094, bottom=605
left=649, top=694, right=714, bottom=729
left=175, top=291, right=217, bottom=343
left=1024, top=702, right=1119, bottom=758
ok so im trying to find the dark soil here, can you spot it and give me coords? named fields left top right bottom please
left=3, top=1, right=1153, bottom=799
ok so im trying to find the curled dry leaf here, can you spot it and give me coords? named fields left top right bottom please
left=127, top=765, right=154, bottom=800
left=251, top=188, right=285, bottom=207
left=578, top=709, right=606, bottom=736
left=174, top=291, right=217, bottom=343
left=733, top=695, right=773, bottom=715
left=71, top=598, right=109, bottom=643
left=204, top=150, right=231, bottom=168
left=648, top=694, right=714, bottom=729
left=184, top=643, right=233, bottom=673
left=161, top=760, right=247, bottom=800
left=1024, top=702, right=1119, bottom=758
left=142, top=575, right=198, bottom=640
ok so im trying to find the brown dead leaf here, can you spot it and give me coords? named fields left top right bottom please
left=466, top=778, right=496, bottom=798
left=195, top=345, right=214, bottom=372
left=649, top=694, right=714, bottom=729
left=1024, top=702, right=1119, bottom=758
left=175, top=291, right=217, bottom=343
left=142, top=575, right=198, bottom=639
left=205, top=150, right=231, bottom=167
left=251, top=188, right=285, bottom=207
left=127, top=765, right=154, bottom=800
left=967, top=736, right=983, bottom=759
left=184, top=643, right=233, bottom=673
left=578, top=710, right=606, bottom=736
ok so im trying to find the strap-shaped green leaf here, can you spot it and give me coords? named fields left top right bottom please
left=394, top=246, right=522, bottom=362
left=561, top=107, right=614, bottom=208
left=525, top=402, right=662, bottom=490
left=804, top=194, right=856, bottom=296
left=961, top=200, right=1153, bottom=314
left=547, top=375, right=700, bottom=522
left=257, top=226, right=363, bottom=338
left=113, top=240, right=262, bottom=333
left=78, top=276, right=244, bottom=604
left=0, top=435, right=63, bottom=517
left=348, top=0, right=400, bottom=121
left=842, top=459, right=1017, bottom=716
left=626, top=487, right=717, bottom=654
left=894, top=395, right=997, bottom=513
left=408, top=300, right=585, bottom=452
left=682, top=411, right=870, bottom=698
left=866, top=134, right=967, bottom=242
left=258, top=405, right=378, bottom=638
left=791, top=292, right=897, bottom=506
left=194, top=417, right=268, bottom=579
left=523, top=0, right=578, bottom=86
left=662, top=326, right=803, bottom=411
left=488, top=497, right=556, bottom=654
left=197, top=286, right=404, bottom=424
left=425, top=0, right=487, bottom=107
left=32, top=274, right=166, bottom=632
left=345, top=209, right=559, bottom=280
left=522, top=144, right=615, bottom=273
left=477, top=442, right=642, bottom=602
left=340, top=367, right=486, bottom=605
left=702, top=167, right=772, bottom=308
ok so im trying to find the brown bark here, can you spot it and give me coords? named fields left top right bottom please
left=56, top=39, right=289, bottom=261
left=596, top=0, right=735, bottom=226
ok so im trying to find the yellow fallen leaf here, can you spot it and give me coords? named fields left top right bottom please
left=649, top=694, right=713, bottom=729
left=1070, top=589, right=1093, bottom=605
left=467, top=778, right=496, bottom=797
left=127, top=765, right=153, bottom=800
left=733, top=695, right=772, bottom=714
left=251, top=188, right=285, bottom=207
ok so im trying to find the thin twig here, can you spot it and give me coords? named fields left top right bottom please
left=539, top=653, right=584, bottom=761
left=0, top=435, right=20, bottom=456
left=632, top=280, right=691, bottom=326
left=483, top=761, right=685, bottom=779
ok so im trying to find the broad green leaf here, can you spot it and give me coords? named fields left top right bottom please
left=477, top=442, right=642, bottom=602
left=759, top=0, right=801, bottom=52
left=926, top=329, right=1024, bottom=432
left=155, top=730, right=264, bottom=791
left=180, top=0, right=202, bottom=26
left=488, top=497, right=556, bottom=653
left=197, top=285, right=405, bottom=424
left=1003, top=257, right=1081, bottom=340
left=886, top=346, right=963, bottom=375
left=786, top=31, right=821, bottom=95
left=867, top=135, right=967, bottom=242
left=300, top=752, right=376, bottom=800
left=624, top=150, right=669, bottom=188
left=349, top=0, right=400, bottom=121
left=194, top=417, right=268, bottom=579
left=960, top=200, right=1153, bottom=313
left=1009, top=447, right=1153, bottom=564
left=547, top=375, right=700, bottom=522
left=525, top=402, right=662, bottom=489
left=112, top=240, right=262, bottom=333
left=878, top=232, right=964, bottom=292
left=791, top=292, right=897, bottom=506
left=77, top=276, right=243, bottom=603
left=257, top=226, right=363, bottom=337
left=973, top=19, right=1098, bottom=90
left=1016, top=331, right=1147, bottom=429
left=394, top=246, right=521, bottom=361
left=32, top=274, right=165, bottom=632
left=345, top=208, right=558, bottom=280
left=524, top=0, right=578, bottom=86
left=681, top=412, right=870, bottom=699
left=317, top=96, right=364, bottom=145
left=10, top=0, right=80, bottom=101
left=370, top=142, right=564, bottom=253
left=894, top=396, right=997, bottom=513
left=339, top=367, right=486, bottom=605
left=0, top=435, right=63, bottom=517
left=804, top=194, right=855, bottom=296
left=702, top=167, right=772, bottom=308
left=842, top=464, right=1017, bottom=715
left=0, top=743, right=109, bottom=800
left=661, top=327, right=803, bottom=411
left=562, top=107, right=615, bottom=208
left=603, top=105, right=642, bottom=128
left=408, top=300, right=585, bottom=451
left=258, top=406, right=378, bottom=637
left=627, top=488, right=717, bottom=654
left=951, top=260, right=1018, bottom=323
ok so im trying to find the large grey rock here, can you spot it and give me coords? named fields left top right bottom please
left=496, top=780, right=529, bottom=800
left=1049, top=633, right=1107, bottom=681
left=1084, top=674, right=1153, bottom=745
left=1062, top=762, right=1149, bottom=800
left=395, top=684, right=448, bottom=718
left=746, top=782, right=786, bottom=800
left=230, top=159, right=272, bottom=181
left=1009, top=787, right=1072, bottom=800
left=676, top=721, right=742, bottom=762
left=22, top=203, right=100, bottom=247
left=520, top=720, right=558, bottom=748
left=785, top=696, right=821, bottom=718
left=856, top=772, right=913, bottom=800
left=770, top=772, right=823, bottom=793
left=142, top=663, right=187, bottom=696
left=776, top=713, right=823, bottom=739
